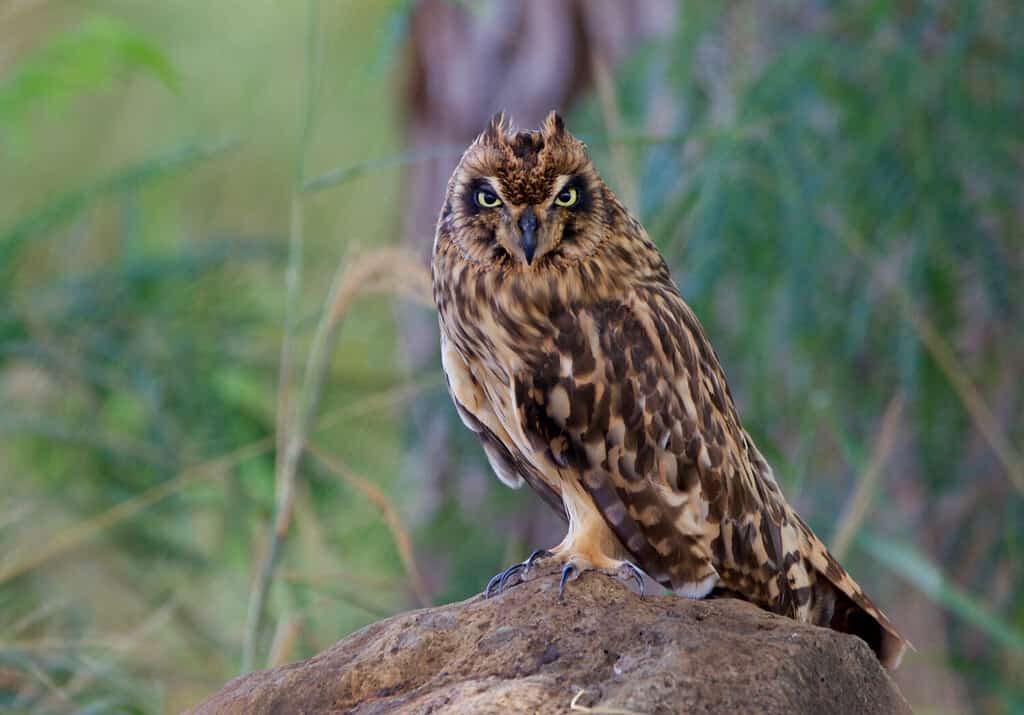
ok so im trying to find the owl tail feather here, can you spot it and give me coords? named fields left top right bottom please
left=791, top=513, right=910, bottom=669
left=819, top=582, right=909, bottom=670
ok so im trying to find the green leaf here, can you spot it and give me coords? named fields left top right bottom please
left=0, top=15, right=179, bottom=148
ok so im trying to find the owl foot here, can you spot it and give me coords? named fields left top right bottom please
left=484, top=550, right=645, bottom=600
left=484, top=549, right=552, bottom=598
left=558, top=560, right=646, bottom=600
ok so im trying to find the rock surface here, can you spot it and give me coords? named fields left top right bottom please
left=189, top=572, right=910, bottom=714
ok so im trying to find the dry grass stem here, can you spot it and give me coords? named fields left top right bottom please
left=315, top=376, right=442, bottom=433
left=831, top=394, right=904, bottom=559
left=242, top=0, right=321, bottom=674
left=41, top=601, right=177, bottom=709
left=0, top=378, right=433, bottom=590
left=308, top=441, right=431, bottom=607
left=827, top=211, right=1024, bottom=495
left=0, top=502, right=34, bottom=532
left=302, top=584, right=394, bottom=620
left=267, top=613, right=303, bottom=668
left=301, top=144, right=466, bottom=195
left=286, top=248, right=430, bottom=534
left=20, top=661, right=71, bottom=710
left=893, top=292, right=1024, bottom=493
left=280, top=568, right=403, bottom=592
left=10, top=597, right=69, bottom=636
left=243, top=202, right=307, bottom=674
left=326, top=248, right=433, bottom=326
left=244, top=243, right=433, bottom=670
left=0, top=438, right=273, bottom=586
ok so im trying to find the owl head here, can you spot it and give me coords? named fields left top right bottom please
left=436, top=111, right=611, bottom=270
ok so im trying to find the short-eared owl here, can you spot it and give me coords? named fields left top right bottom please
left=431, top=111, right=907, bottom=668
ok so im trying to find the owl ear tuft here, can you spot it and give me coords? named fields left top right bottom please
left=541, top=110, right=566, bottom=139
left=482, top=111, right=508, bottom=144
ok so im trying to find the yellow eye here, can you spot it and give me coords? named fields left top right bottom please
left=554, top=186, right=578, bottom=207
left=475, top=189, right=502, bottom=208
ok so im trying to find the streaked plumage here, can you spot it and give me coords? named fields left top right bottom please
left=431, top=111, right=907, bottom=668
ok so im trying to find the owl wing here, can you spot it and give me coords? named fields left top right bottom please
left=508, top=288, right=726, bottom=593
left=509, top=285, right=907, bottom=666
left=441, top=332, right=567, bottom=519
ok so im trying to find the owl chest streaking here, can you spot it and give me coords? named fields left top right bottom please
left=431, top=111, right=907, bottom=669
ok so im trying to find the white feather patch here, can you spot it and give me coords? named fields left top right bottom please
left=673, top=572, right=719, bottom=600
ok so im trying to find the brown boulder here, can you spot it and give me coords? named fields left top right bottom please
left=189, top=572, right=910, bottom=714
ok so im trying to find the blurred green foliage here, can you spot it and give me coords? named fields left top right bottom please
left=1, top=2, right=1021, bottom=713
left=0, top=16, right=177, bottom=152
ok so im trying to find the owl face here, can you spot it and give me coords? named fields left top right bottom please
left=439, top=112, right=608, bottom=271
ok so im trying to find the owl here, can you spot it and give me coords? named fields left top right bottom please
left=431, top=111, right=907, bottom=669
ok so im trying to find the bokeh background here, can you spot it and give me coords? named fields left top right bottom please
left=2, top=2, right=1021, bottom=713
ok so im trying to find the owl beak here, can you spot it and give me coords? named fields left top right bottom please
left=518, top=207, right=538, bottom=265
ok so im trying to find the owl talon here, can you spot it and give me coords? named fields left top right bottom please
left=485, top=565, right=522, bottom=597
left=523, top=548, right=552, bottom=576
left=484, top=571, right=505, bottom=598
left=485, top=566, right=519, bottom=597
left=621, top=561, right=646, bottom=598
left=558, top=563, right=578, bottom=600
left=497, top=562, right=526, bottom=592
left=485, top=549, right=555, bottom=598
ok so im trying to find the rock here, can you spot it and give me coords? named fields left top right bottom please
left=189, top=572, right=910, bottom=714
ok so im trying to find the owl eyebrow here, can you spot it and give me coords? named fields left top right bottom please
left=467, top=178, right=500, bottom=195
left=552, top=174, right=584, bottom=195
left=464, top=178, right=503, bottom=213
left=550, top=175, right=589, bottom=209
left=552, top=175, right=575, bottom=192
